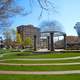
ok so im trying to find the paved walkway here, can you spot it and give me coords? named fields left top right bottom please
left=0, top=70, right=80, bottom=75
left=0, top=62, right=80, bottom=66
left=37, top=49, right=50, bottom=52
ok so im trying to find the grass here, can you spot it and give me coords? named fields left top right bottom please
left=0, top=74, right=80, bottom=80
left=0, top=65, right=80, bottom=71
left=0, top=51, right=80, bottom=80
left=0, top=49, right=9, bottom=54
left=1, top=52, right=80, bottom=59
left=1, top=58, right=80, bottom=64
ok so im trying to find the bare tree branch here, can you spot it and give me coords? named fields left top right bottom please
left=37, top=0, right=48, bottom=10
left=0, top=0, right=24, bottom=28
left=0, top=0, right=55, bottom=29
left=37, top=0, right=55, bottom=18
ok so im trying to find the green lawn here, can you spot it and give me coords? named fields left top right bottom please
left=1, top=58, right=80, bottom=64
left=0, top=51, right=80, bottom=80
left=0, top=65, right=80, bottom=71
left=1, top=52, right=80, bottom=59
left=0, top=74, right=80, bottom=80
left=0, top=51, right=80, bottom=71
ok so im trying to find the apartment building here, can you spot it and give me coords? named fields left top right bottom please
left=17, top=25, right=40, bottom=48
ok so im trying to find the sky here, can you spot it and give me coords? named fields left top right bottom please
left=11, top=0, right=80, bottom=36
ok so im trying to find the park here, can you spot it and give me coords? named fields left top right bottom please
left=0, top=0, right=80, bottom=80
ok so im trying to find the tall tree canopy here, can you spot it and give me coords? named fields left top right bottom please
left=40, top=20, right=64, bottom=32
left=0, top=0, right=55, bottom=27
left=0, top=0, right=24, bottom=28
left=40, top=20, right=65, bottom=37
left=0, top=0, right=55, bottom=36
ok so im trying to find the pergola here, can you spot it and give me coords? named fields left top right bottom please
left=33, top=31, right=67, bottom=51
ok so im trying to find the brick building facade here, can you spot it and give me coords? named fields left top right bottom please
left=17, top=25, right=40, bottom=48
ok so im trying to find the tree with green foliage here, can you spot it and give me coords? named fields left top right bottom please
left=16, top=32, right=22, bottom=44
left=23, top=37, right=32, bottom=48
left=16, top=31, right=22, bottom=48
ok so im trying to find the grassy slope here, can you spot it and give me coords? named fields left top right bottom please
left=1, top=58, right=80, bottom=64
left=0, top=51, right=80, bottom=80
left=1, top=52, right=80, bottom=59
left=0, top=74, right=80, bottom=80
left=0, top=65, right=80, bottom=71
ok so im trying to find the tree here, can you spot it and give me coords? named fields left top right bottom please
left=16, top=31, right=22, bottom=44
left=29, top=0, right=55, bottom=18
left=3, top=28, right=16, bottom=47
left=74, top=22, right=80, bottom=36
left=0, top=0, right=55, bottom=27
left=10, top=28, right=16, bottom=41
left=40, top=20, right=63, bottom=32
left=23, top=37, right=32, bottom=48
left=40, top=20, right=64, bottom=38
left=0, top=0, right=24, bottom=27
left=3, top=29, right=12, bottom=48
left=3, top=28, right=16, bottom=40
left=16, top=31, right=23, bottom=49
left=0, top=0, right=55, bottom=36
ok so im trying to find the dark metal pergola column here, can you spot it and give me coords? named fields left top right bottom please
left=34, top=35, right=37, bottom=51
left=47, top=36, right=50, bottom=50
left=64, top=34, right=67, bottom=49
left=50, top=32, right=54, bottom=51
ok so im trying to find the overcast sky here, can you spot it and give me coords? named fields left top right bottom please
left=11, top=0, right=80, bottom=36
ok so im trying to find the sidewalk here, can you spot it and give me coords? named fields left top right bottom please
left=0, top=70, right=80, bottom=75
left=0, top=62, right=80, bottom=66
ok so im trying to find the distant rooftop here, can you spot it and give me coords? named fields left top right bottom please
left=17, top=24, right=39, bottom=28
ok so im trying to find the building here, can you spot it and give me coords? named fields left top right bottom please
left=17, top=25, right=40, bottom=48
